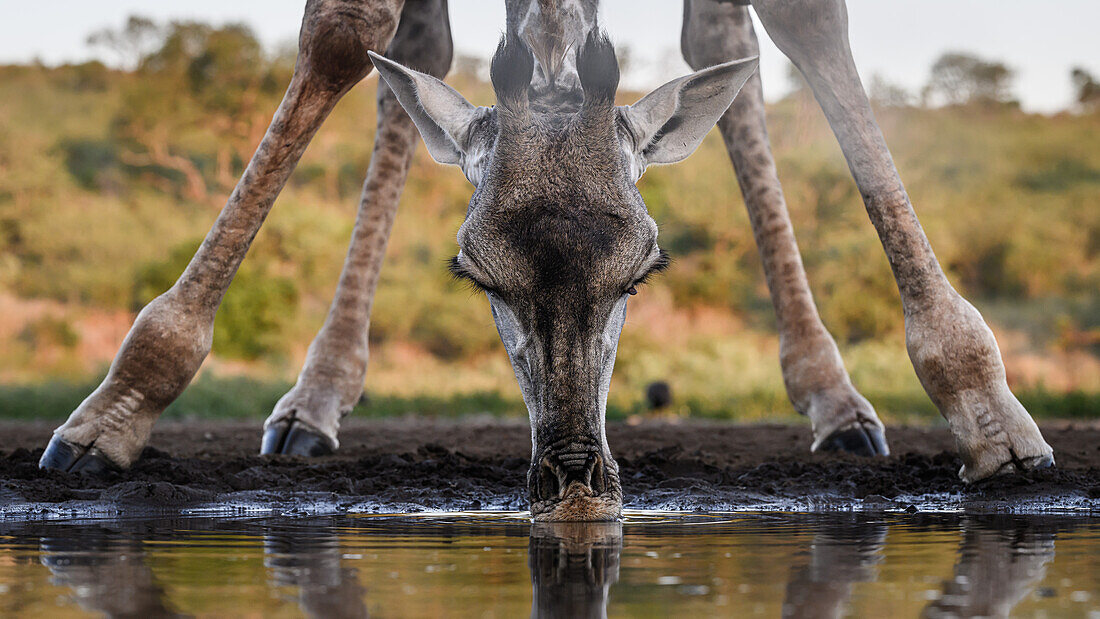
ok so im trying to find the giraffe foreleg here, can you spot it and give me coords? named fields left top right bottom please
left=261, top=0, right=453, bottom=456
left=682, top=0, right=886, bottom=455
left=39, top=0, right=404, bottom=472
left=751, top=0, right=1053, bottom=481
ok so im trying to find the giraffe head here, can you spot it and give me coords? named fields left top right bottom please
left=370, top=33, right=756, bottom=521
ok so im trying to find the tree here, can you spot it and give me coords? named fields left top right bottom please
left=923, top=52, right=1016, bottom=107
left=86, top=16, right=161, bottom=70
left=93, top=16, right=292, bottom=201
left=869, top=74, right=911, bottom=108
left=1071, top=67, right=1100, bottom=112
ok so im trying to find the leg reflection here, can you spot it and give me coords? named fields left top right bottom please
left=782, top=515, right=888, bottom=619
left=264, top=522, right=368, bottom=619
left=39, top=528, right=180, bottom=618
left=922, top=517, right=1055, bottom=618
left=528, top=522, right=623, bottom=619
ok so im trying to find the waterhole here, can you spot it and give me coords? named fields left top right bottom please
left=1, top=510, right=1097, bottom=616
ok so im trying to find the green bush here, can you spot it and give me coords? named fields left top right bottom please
left=1016, top=158, right=1100, bottom=192
left=18, top=316, right=80, bottom=349
left=133, top=239, right=300, bottom=360
left=57, top=138, right=118, bottom=189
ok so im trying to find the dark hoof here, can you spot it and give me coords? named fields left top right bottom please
left=819, top=424, right=890, bottom=457
left=1030, top=453, right=1055, bottom=470
left=39, top=435, right=81, bottom=470
left=39, top=436, right=121, bottom=475
left=69, top=447, right=120, bottom=475
left=261, top=420, right=336, bottom=457
left=1013, top=452, right=1055, bottom=473
left=260, top=421, right=289, bottom=455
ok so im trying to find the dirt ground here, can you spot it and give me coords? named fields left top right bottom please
left=1, top=419, right=1098, bottom=516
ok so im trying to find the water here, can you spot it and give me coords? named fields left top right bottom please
left=0, top=511, right=1097, bottom=617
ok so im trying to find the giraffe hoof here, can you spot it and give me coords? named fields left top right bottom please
left=39, top=436, right=122, bottom=475
left=818, top=423, right=890, bottom=457
left=983, top=452, right=1055, bottom=480
left=261, top=420, right=336, bottom=457
left=39, top=436, right=81, bottom=470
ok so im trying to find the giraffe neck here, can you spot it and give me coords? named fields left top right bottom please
left=506, top=0, right=600, bottom=99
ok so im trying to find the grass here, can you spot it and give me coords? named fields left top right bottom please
left=0, top=373, right=520, bottom=422
left=2, top=373, right=1094, bottom=425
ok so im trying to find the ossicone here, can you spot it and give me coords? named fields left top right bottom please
left=490, top=34, right=535, bottom=112
left=577, top=30, right=619, bottom=107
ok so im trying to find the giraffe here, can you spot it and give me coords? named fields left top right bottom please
left=39, top=0, right=1054, bottom=521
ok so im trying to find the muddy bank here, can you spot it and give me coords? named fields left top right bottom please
left=1, top=419, right=1098, bottom=518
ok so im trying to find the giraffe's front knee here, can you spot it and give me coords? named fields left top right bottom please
left=386, top=0, right=453, bottom=80
left=298, top=0, right=402, bottom=89
left=682, top=0, right=755, bottom=69
left=751, top=0, right=850, bottom=70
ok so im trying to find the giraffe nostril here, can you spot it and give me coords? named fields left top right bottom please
left=591, top=455, right=605, bottom=493
left=538, top=458, right=559, bottom=501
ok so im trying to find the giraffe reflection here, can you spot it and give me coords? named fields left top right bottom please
left=38, top=530, right=182, bottom=618
left=528, top=522, right=622, bottom=619
left=24, top=514, right=1072, bottom=617
left=923, top=516, right=1056, bottom=618
left=781, top=515, right=888, bottom=618
left=33, top=521, right=371, bottom=619
left=262, top=520, right=369, bottom=619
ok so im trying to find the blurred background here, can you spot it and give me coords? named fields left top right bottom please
left=0, top=1, right=1097, bottom=424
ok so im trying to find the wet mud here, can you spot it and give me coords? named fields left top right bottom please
left=1, top=419, right=1098, bottom=518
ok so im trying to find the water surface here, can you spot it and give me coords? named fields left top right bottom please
left=1, top=511, right=1097, bottom=617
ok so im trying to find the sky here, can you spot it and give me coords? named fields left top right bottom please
left=1, top=0, right=1096, bottom=112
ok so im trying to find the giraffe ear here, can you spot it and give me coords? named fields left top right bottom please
left=618, top=56, right=758, bottom=181
left=369, top=51, right=495, bottom=184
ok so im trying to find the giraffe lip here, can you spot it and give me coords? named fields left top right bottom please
left=530, top=489, right=623, bottom=522
left=529, top=443, right=622, bottom=521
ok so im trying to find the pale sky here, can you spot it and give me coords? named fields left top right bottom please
left=1, top=0, right=1096, bottom=112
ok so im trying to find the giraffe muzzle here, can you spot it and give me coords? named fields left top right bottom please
left=529, top=439, right=622, bottom=521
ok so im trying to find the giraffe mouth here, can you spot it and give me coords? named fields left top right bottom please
left=528, top=442, right=622, bottom=522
